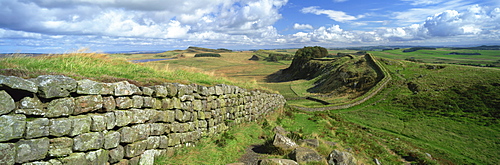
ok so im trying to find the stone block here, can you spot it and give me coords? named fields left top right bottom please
left=109, top=145, right=124, bottom=163
left=132, top=124, right=151, bottom=141
left=132, top=95, right=143, bottom=108
left=0, top=90, right=15, bottom=115
left=88, top=114, right=105, bottom=132
left=0, top=114, right=25, bottom=142
left=74, top=95, right=103, bottom=115
left=25, top=118, right=49, bottom=139
left=158, top=136, right=168, bottom=149
left=76, top=79, right=103, bottom=95
left=69, top=115, right=91, bottom=136
left=49, top=137, right=73, bottom=157
left=153, top=98, right=162, bottom=109
left=15, top=138, right=49, bottom=163
left=150, top=123, right=167, bottom=135
left=104, top=131, right=121, bottom=149
left=49, top=117, right=72, bottom=137
left=139, top=150, right=156, bottom=165
left=151, top=85, right=167, bottom=97
left=73, top=132, right=103, bottom=151
left=104, top=112, right=116, bottom=129
left=35, top=75, right=77, bottom=98
left=101, top=83, right=115, bottom=95
left=141, top=86, right=154, bottom=96
left=142, top=97, right=155, bottom=108
left=114, top=81, right=141, bottom=96
left=102, top=96, right=116, bottom=111
left=172, top=97, right=182, bottom=109
left=167, top=133, right=181, bottom=147
left=119, top=127, right=138, bottom=143
left=85, top=149, right=108, bottom=165
left=115, top=97, right=132, bottom=109
left=146, top=136, right=160, bottom=149
left=114, top=110, right=132, bottom=127
left=124, top=140, right=147, bottom=158
left=16, top=96, right=45, bottom=116
left=0, top=75, right=37, bottom=93
left=46, top=97, right=74, bottom=117
left=129, top=156, right=141, bottom=165
left=164, top=83, right=177, bottom=97
left=161, top=98, right=173, bottom=110
left=59, top=153, right=87, bottom=165
left=0, top=143, right=15, bottom=165
left=192, top=100, right=203, bottom=111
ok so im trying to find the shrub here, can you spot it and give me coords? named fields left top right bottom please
left=194, top=53, right=221, bottom=57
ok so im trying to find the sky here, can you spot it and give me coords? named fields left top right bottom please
left=1, top=0, right=500, bottom=53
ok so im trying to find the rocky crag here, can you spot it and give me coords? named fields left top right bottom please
left=0, top=75, right=285, bottom=165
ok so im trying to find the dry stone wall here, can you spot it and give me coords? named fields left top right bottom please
left=0, top=75, right=286, bottom=165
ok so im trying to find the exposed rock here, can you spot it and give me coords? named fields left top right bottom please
left=15, top=138, right=49, bottom=163
left=76, top=79, right=103, bottom=95
left=25, top=118, right=49, bottom=139
left=0, top=75, right=37, bottom=93
left=289, top=147, right=324, bottom=164
left=273, top=133, right=298, bottom=151
left=0, top=90, right=15, bottom=115
left=0, top=143, right=15, bottom=165
left=46, top=97, right=74, bottom=117
left=49, top=137, right=73, bottom=157
left=35, top=75, right=77, bottom=98
left=328, top=150, right=357, bottom=165
left=73, top=132, right=104, bottom=151
left=259, top=158, right=299, bottom=165
left=300, top=139, right=320, bottom=148
left=0, top=114, right=26, bottom=142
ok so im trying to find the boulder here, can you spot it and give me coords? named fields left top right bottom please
left=328, top=150, right=357, bottom=165
left=259, top=158, right=298, bottom=165
left=289, top=147, right=324, bottom=164
left=273, top=133, right=298, bottom=151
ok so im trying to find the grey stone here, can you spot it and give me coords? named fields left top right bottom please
left=73, top=132, right=103, bottom=151
left=150, top=123, right=167, bottom=135
left=193, top=100, right=203, bottom=111
left=102, top=96, right=116, bottom=111
left=161, top=98, right=173, bottom=110
left=328, top=150, right=357, bottom=165
left=164, top=83, right=177, bottom=97
left=0, top=90, right=15, bottom=115
left=35, top=75, right=77, bottom=98
left=49, top=137, right=73, bottom=157
left=300, top=139, right=320, bottom=148
left=0, top=75, right=37, bottom=93
left=129, top=156, right=141, bottom=165
left=15, top=138, right=49, bottom=163
left=124, top=140, right=148, bottom=158
left=46, top=97, right=74, bottom=117
left=273, top=126, right=289, bottom=136
left=0, top=143, right=15, bottom=165
left=132, top=95, right=143, bottom=108
left=114, top=81, right=141, bottom=96
left=259, top=158, right=299, bottom=165
left=141, top=86, right=154, bottom=96
left=104, top=131, right=121, bottom=149
left=16, top=96, right=45, bottom=115
left=48, top=159, right=63, bottom=165
left=119, top=127, right=138, bottom=143
left=158, top=136, right=169, bottom=149
left=146, top=136, right=160, bottom=149
left=21, top=161, right=52, bottom=165
left=74, top=95, right=103, bottom=115
left=139, top=150, right=156, bottom=165
left=104, top=112, right=116, bottom=129
left=114, top=110, right=132, bottom=127
left=85, top=149, right=108, bottom=165
left=89, top=114, right=106, bottom=132
left=115, top=97, right=133, bottom=109
left=172, top=97, right=182, bottom=109
left=143, top=97, right=155, bottom=108
left=167, top=133, right=181, bottom=146
left=109, top=145, right=124, bottom=163
left=69, top=115, right=91, bottom=136
left=289, top=147, right=324, bottom=164
left=76, top=79, right=103, bottom=95
left=273, top=133, right=298, bottom=151
left=49, top=117, right=72, bottom=137
left=132, top=124, right=151, bottom=141
left=101, top=83, right=115, bottom=95
left=0, top=114, right=25, bottom=142
left=130, top=109, right=155, bottom=124
left=25, top=118, right=49, bottom=139
left=59, top=153, right=87, bottom=165
left=151, top=85, right=167, bottom=97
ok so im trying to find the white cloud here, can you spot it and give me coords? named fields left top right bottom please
left=293, top=23, right=313, bottom=30
left=402, top=0, right=445, bottom=6
left=301, top=6, right=362, bottom=22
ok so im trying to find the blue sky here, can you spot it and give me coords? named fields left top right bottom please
left=0, top=0, right=499, bottom=53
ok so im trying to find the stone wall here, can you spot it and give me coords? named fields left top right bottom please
left=0, top=75, right=286, bottom=165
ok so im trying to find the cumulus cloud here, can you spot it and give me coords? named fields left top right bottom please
left=301, top=6, right=363, bottom=22
left=293, top=23, right=313, bottom=30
